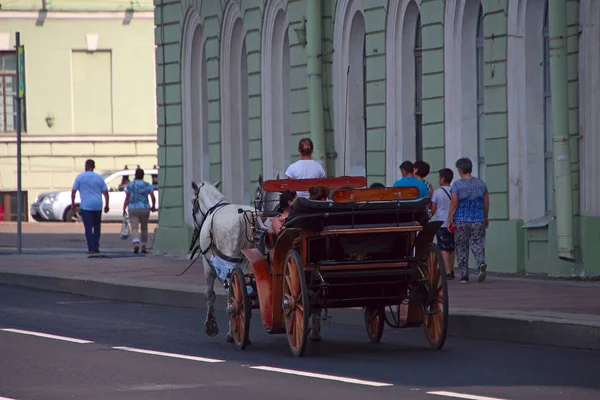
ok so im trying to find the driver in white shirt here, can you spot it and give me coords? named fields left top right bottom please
left=284, top=137, right=325, bottom=342
left=285, top=137, right=326, bottom=199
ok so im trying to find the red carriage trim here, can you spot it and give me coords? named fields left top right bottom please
left=262, top=176, right=367, bottom=192
left=331, top=186, right=420, bottom=203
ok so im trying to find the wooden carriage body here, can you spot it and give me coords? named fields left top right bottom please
left=231, top=176, right=448, bottom=356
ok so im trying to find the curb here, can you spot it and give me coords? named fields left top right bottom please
left=1, top=270, right=599, bottom=352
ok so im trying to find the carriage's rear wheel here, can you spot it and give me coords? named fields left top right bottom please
left=364, top=307, right=385, bottom=343
left=422, top=243, right=449, bottom=349
left=283, top=249, right=310, bottom=357
left=228, top=266, right=251, bottom=350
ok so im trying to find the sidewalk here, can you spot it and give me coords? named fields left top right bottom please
left=1, top=223, right=599, bottom=351
left=0, top=221, right=158, bottom=251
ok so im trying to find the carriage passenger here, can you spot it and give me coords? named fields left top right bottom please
left=414, top=160, right=434, bottom=198
left=271, top=190, right=297, bottom=235
left=393, top=161, right=429, bottom=198
left=308, top=185, right=330, bottom=201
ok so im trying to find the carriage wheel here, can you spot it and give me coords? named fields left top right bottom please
left=282, top=249, right=310, bottom=357
left=422, top=243, right=449, bottom=349
left=228, top=266, right=251, bottom=350
left=364, top=307, right=385, bottom=343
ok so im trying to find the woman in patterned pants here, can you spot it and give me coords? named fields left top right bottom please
left=446, top=158, right=489, bottom=283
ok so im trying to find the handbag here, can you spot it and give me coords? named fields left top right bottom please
left=120, top=215, right=131, bottom=240
left=441, top=187, right=456, bottom=232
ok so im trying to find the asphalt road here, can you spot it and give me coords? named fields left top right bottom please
left=0, top=285, right=598, bottom=400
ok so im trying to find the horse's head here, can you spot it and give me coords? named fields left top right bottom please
left=191, top=180, right=225, bottom=228
left=254, top=173, right=281, bottom=215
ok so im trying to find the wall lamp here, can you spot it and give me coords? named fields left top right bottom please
left=45, top=113, right=55, bottom=128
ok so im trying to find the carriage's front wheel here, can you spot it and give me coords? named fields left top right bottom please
left=364, top=307, right=385, bottom=343
left=283, top=249, right=310, bottom=357
left=422, top=243, right=449, bottom=349
left=228, top=266, right=251, bottom=350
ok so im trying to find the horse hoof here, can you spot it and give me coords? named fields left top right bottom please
left=225, top=334, right=234, bottom=343
left=204, top=318, right=219, bottom=337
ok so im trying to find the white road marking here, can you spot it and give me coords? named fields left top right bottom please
left=427, top=391, right=510, bottom=400
left=56, top=300, right=115, bottom=305
left=0, top=396, right=18, bottom=400
left=248, top=366, right=393, bottom=387
left=112, top=346, right=226, bottom=363
left=1, top=328, right=93, bottom=344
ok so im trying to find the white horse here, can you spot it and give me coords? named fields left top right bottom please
left=190, top=180, right=254, bottom=342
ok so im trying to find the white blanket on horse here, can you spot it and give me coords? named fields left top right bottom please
left=209, top=254, right=238, bottom=281
left=199, top=203, right=254, bottom=276
left=208, top=254, right=255, bottom=295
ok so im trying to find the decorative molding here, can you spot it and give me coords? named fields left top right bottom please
left=0, top=33, right=9, bottom=50
left=507, top=0, right=526, bottom=220
left=506, top=0, right=547, bottom=222
left=261, top=0, right=289, bottom=180
left=86, top=33, right=99, bottom=52
left=332, top=0, right=365, bottom=176
left=578, top=0, right=600, bottom=216
left=181, top=7, right=208, bottom=227
left=385, top=0, right=421, bottom=186
left=444, top=0, right=483, bottom=178
left=0, top=135, right=156, bottom=143
left=220, top=0, right=248, bottom=204
left=0, top=11, right=154, bottom=20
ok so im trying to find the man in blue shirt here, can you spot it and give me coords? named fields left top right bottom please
left=392, top=161, right=429, bottom=198
left=71, top=159, right=110, bottom=254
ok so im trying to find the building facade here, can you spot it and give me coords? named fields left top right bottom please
left=0, top=0, right=158, bottom=221
left=153, top=0, right=600, bottom=278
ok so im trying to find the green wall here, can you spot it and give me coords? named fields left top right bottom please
left=153, top=0, right=600, bottom=277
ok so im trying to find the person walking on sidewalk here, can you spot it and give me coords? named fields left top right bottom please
left=123, top=168, right=157, bottom=254
left=414, top=160, right=434, bottom=198
left=446, top=157, right=489, bottom=283
left=71, top=159, right=109, bottom=254
left=430, top=168, right=456, bottom=280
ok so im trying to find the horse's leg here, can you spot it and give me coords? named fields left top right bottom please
left=203, top=258, right=219, bottom=337
left=310, top=310, right=322, bottom=342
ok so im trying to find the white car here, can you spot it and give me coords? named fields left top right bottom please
left=30, top=168, right=160, bottom=222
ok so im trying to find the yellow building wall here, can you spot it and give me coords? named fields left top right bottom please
left=0, top=8, right=157, bottom=220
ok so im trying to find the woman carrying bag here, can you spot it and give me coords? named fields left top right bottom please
left=123, top=168, right=157, bottom=254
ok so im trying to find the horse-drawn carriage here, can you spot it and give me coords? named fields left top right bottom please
left=218, top=176, right=448, bottom=357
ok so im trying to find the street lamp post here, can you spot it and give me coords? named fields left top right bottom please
left=15, top=32, right=24, bottom=254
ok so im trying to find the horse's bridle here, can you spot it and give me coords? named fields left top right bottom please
left=192, top=183, right=204, bottom=227
left=189, top=182, right=231, bottom=252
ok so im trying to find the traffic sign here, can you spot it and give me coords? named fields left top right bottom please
left=17, top=45, right=25, bottom=98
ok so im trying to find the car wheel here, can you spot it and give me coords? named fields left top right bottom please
left=64, top=207, right=82, bottom=223
left=32, top=214, right=45, bottom=222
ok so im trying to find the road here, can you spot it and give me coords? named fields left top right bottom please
left=0, top=285, right=598, bottom=400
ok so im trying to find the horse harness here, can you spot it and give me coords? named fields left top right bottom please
left=190, top=199, right=246, bottom=265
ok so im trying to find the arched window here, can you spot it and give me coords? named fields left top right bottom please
left=542, top=1, right=552, bottom=214
left=476, top=5, right=484, bottom=178
left=414, top=15, right=423, bottom=161
left=181, top=10, right=209, bottom=226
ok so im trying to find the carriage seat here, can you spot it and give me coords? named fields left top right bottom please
left=283, top=197, right=430, bottom=231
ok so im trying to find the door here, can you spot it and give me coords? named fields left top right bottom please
left=105, top=172, right=131, bottom=220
